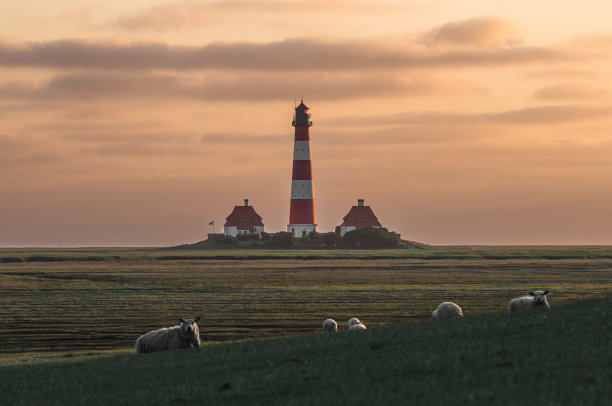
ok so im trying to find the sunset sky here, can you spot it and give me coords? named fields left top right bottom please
left=2, top=0, right=612, bottom=246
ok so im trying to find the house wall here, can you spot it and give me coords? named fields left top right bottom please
left=225, top=225, right=264, bottom=237
left=224, top=226, right=238, bottom=237
left=253, top=226, right=264, bottom=237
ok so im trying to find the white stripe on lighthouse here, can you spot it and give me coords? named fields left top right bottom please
left=293, top=141, right=311, bottom=161
left=291, top=180, right=313, bottom=199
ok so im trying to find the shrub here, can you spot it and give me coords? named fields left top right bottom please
left=322, top=232, right=342, bottom=248
left=341, top=227, right=403, bottom=249
left=263, top=232, right=295, bottom=248
left=236, top=233, right=260, bottom=241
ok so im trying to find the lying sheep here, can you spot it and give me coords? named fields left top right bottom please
left=135, top=317, right=201, bottom=354
left=431, top=302, right=464, bottom=320
left=323, top=318, right=337, bottom=332
left=508, top=290, right=550, bottom=313
left=348, top=322, right=367, bottom=331
left=348, top=318, right=362, bottom=328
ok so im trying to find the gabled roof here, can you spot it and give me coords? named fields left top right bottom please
left=224, top=205, right=264, bottom=229
left=340, top=205, right=382, bottom=228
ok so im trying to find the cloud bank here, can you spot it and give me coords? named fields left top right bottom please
left=0, top=38, right=565, bottom=71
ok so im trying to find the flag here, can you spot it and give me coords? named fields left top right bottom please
left=208, top=220, right=214, bottom=225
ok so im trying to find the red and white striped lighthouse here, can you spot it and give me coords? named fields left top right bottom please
left=288, top=100, right=317, bottom=237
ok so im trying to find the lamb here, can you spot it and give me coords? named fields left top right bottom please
left=348, top=322, right=367, bottom=331
left=431, top=302, right=464, bottom=320
left=323, top=318, right=337, bottom=332
left=347, top=318, right=367, bottom=330
left=508, top=290, right=550, bottom=313
left=135, top=317, right=201, bottom=354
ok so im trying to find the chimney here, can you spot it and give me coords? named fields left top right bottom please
left=244, top=199, right=249, bottom=207
left=358, top=199, right=364, bottom=207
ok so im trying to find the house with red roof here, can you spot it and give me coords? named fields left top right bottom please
left=339, top=199, right=382, bottom=236
left=224, top=199, right=265, bottom=237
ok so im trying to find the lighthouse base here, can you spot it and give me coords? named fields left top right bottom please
left=287, top=224, right=317, bottom=238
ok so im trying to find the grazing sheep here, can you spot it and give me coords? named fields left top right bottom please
left=135, top=317, right=201, bottom=354
left=431, top=302, right=464, bottom=320
left=508, top=290, right=550, bottom=313
left=323, top=318, right=337, bottom=332
left=348, top=322, right=367, bottom=331
left=348, top=318, right=362, bottom=328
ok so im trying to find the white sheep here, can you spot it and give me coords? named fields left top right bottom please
left=508, top=290, right=550, bottom=313
left=348, top=322, right=367, bottom=331
left=431, top=302, right=464, bottom=320
left=348, top=318, right=362, bottom=328
left=323, top=318, right=337, bottom=332
left=135, top=317, right=201, bottom=354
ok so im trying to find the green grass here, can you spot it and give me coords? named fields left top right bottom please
left=1, top=247, right=612, bottom=361
left=1, top=298, right=610, bottom=405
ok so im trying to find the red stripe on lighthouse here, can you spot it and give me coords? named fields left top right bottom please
left=289, top=199, right=315, bottom=224
left=292, top=160, right=312, bottom=180
left=294, top=126, right=310, bottom=141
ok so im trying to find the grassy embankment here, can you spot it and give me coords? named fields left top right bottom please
left=1, top=246, right=612, bottom=362
left=0, top=297, right=610, bottom=405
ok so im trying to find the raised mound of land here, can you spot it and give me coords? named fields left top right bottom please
left=172, top=228, right=426, bottom=250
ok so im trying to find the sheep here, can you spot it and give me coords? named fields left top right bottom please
left=135, top=317, right=201, bottom=354
left=431, top=302, right=464, bottom=320
left=348, top=322, right=367, bottom=331
left=348, top=318, right=362, bottom=328
left=508, top=290, right=550, bottom=313
left=323, top=318, right=337, bottom=332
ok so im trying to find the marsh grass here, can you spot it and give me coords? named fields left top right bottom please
left=1, top=246, right=611, bottom=361
left=1, top=298, right=610, bottom=405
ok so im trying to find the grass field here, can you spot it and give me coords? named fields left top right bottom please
left=1, top=246, right=611, bottom=363
left=1, top=297, right=610, bottom=405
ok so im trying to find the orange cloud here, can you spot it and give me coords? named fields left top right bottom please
left=420, top=17, right=520, bottom=47
left=110, top=0, right=420, bottom=31
left=328, top=104, right=612, bottom=127
left=0, top=38, right=566, bottom=71
left=0, top=71, right=467, bottom=102
left=533, top=84, right=608, bottom=100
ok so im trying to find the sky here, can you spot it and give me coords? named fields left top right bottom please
left=1, top=0, right=612, bottom=247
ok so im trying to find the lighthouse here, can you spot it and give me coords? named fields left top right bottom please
left=288, top=100, right=317, bottom=237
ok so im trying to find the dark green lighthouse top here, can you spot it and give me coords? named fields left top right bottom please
left=292, top=100, right=312, bottom=127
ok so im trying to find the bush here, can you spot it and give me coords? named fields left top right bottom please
left=303, top=231, right=324, bottom=247
left=236, top=233, right=260, bottom=241
left=263, top=232, right=295, bottom=248
left=322, top=232, right=342, bottom=248
left=341, top=227, right=403, bottom=249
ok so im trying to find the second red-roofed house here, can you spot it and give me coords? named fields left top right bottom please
left=224, top=199, right=265, bottom=237
left=339, top=199, right=382, bottom=236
